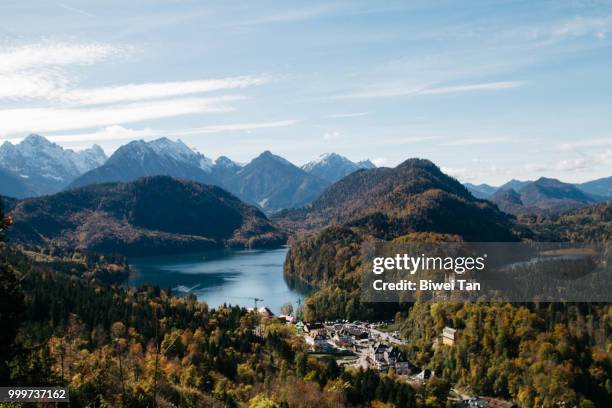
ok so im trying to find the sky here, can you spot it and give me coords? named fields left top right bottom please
left=0, top=0, right=611, bottom=185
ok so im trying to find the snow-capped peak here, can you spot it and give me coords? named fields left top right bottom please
left=302, top=152, right=376, bottom=183
left=215, top=156, right=241, bottom=169
left=147, top=137, right=213, bottom=171
left=0, top=134, right=109, bottom=194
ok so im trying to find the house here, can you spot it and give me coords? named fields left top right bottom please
left=279, top=314, right=296, bottom=324
left=366, top=342, right=416, bottom=373
left=344, top=325, right=369, bottom=340
left=257, top=307, right=274, bottom=318
left=415, top=369, right=432, bottom=381
left=305, top=332, right=331, bottom=351
left=332, top=331, right=353, bottom=348
left=304, top=322, right=325, bottom=335
left=442, top=327, right=457, bottom=346
left=384, top=347, right=414, bottom=375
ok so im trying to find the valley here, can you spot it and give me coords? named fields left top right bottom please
left=1, top=146, right=610, bottom=407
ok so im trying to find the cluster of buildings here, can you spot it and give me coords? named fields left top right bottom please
left=254, top=307, right=461, bottom=380
left=297, top=321, right=419, bottom=375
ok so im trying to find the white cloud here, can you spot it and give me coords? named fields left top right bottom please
left=0, top=97, right=237, bottom=135
left=557, top=137, right=612, bottom=150
left=334, top=81, right=524, bottom=100
left=421, top=81, right=524, bottom=95
left=62, top=76, right=269, bottom=106
left=597, top=149, right=612, bottom=165
left=323, top=131, right=341, bottom=140
left=551, top=16, right=612, bottom=40
left=555, top=157, right=588, bottom=171
left=326, top=112, right=370, bottom=118
left=0, top=41, right=127, bottom=73
left=524, top=163, right=547, bottom=172
left=20, top=120, right=298, bottom=144
left=441, top=167, right=476, bottom=181
left=46, top=125, right=159, bottom=143
left=0, top=41, right=130, bottom=102
left=371, top=158, right=388, bottom=166
left=0, top=41, right=267, bottom=108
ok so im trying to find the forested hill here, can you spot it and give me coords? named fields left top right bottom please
left=282, top=159, right=521, bottom=317
left=7, top=176, right=285, bottom=256
left=280, top=158, right=518, bottom=241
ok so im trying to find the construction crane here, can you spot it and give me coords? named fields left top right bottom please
left=228, top=296, right=264, bottom=309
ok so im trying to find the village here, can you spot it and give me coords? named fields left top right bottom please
left=255, top=306, right=516, bottom=408
left=255, top=307, right=452, bottom=381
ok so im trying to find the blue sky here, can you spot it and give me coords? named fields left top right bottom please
left=1, top=0, right=611, bottom=184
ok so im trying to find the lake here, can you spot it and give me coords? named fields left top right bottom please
left=127, top=247, right=309, bottom=314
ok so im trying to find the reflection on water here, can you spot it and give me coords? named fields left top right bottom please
left=128, top=247, right=310, bottom=314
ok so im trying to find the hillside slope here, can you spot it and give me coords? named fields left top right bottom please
left=0, top=168, right=32, bottom=198
left=286, top=158, right=516, bottom=241
left=9, top=176, right=285, bottom=255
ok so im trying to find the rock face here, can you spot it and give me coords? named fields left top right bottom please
left=8, top=176, right=286, bottom=256
left=0, top=134, right=107, bottom=195
left=302, top=153, right=375, bottom=183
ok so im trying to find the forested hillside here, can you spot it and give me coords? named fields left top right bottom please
left=0, top=199, right=423, bottom=407
left=8, top=176, right=285, bottom=256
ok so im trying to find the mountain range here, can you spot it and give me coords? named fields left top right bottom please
left=68, top=140, right=339, bottom=213
left=0, top=135, right=379, bottom=213
left=0, top=134, right=107, bottom=196
left=465, top=177, right=612, bottom=204
left=7, top=176, right=285, bottom=256
left=1, top=134, right=610, bottom=216
left=490, top=177, right=596, bottom=215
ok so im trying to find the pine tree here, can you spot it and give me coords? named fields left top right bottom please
left=0, top=197, right=24, bottom=383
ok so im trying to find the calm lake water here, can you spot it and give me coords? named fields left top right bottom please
left=127, top=247, right=308, bottom=314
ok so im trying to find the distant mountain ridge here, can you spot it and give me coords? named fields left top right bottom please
left=464, top=176, right=612, bottom=203
left=491, top=177, right=596, bottom=215
left=576, top=176, right=612, bottom=199
left=0, top=134, right=107, bottom=196
left=8, top=176, right=285, bottom=256
left=464, top=183, right=498, bottom=199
